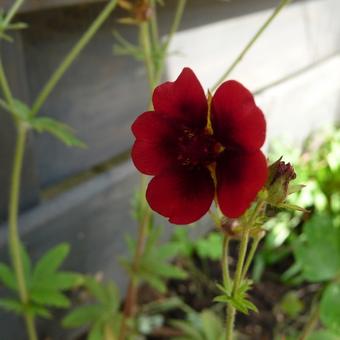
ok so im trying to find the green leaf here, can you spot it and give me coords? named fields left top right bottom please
left=85, top=277, right=108, bottom=304
left=30, top=288, right=70, bottom=308
left=320, top=283, right=340, bottom=335
left=62, top=305, right=103, bottom=328
left=33, top=243, right=70, bottom=280
left=0, top=298, right=24, bottom=315
left=0, top=263, right=16, bottom=291
left=30, top=117, right=86, bottom=148
left=294, top=214, right=340, bottom=282
left=26, top=304, right=52, bottom=319
left=140, top=272, right=167, bottom=294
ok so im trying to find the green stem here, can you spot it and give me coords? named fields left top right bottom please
left=8, top=125, right=38, bottom=340
left=0, top=58, right=15, bottom=112
left=140, top=22, right=155, bottom=93
left=222, top=235, right=231, bottom=293
left=3, top=0, right=25, bottom=27
left=25, top=314, right=38, bottom=340
left=30, top=0, right=118, bottom=117
left=225, top=227, right=250, bottom=340
left=149, top=0, right=159, bottom=48
left=211, top=0, right=293, bottom=91
left=225, top=201, right=265, bottom=340
left=241, top=235, right=263, bottom=280
left=154, top=0, right=186, bottom=84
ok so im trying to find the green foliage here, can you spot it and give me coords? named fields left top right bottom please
left=121, top=221, right=187, bottom=293
left=171, top=309, right=224, bottom=340
left=195, top=233, right=223, bottom=261
left=0, top=243, right=82, bottom=319
left=214, top=281, right=257, bottom=315
left=171, top=228, right=225, bottom=262
left=293, top=214, right=340, bottom=282
left=320, top=283, right=340, bottom=335
left=63, top=277, right=121, bottom=339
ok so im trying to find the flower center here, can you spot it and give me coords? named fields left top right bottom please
left=176, top=127, right=223, bottom=168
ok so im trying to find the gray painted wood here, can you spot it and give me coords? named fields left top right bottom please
left=0, top=33, right=39, bottom=223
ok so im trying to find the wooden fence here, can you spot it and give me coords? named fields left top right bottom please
left=0, top=0, right=340, bottom=338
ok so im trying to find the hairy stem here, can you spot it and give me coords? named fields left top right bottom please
left=30, top=0, right=118, bottom=117
left=241, top=234, right=263, bottom=280
left=222, top=235, right=231, bottom=293
left=212, top=0, right=293, bottom=91
left=225, top=227, right=250, bottom=340
left=225, top=201, right=265, bottom=340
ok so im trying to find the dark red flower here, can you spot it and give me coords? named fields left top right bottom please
left=131, top=68, right=268, bottom=224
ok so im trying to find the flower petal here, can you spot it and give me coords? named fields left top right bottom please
left=211, top=80, right=266, bottom=151
left=131, top=111, right=177, bottom=175
left=216, top=150, right=268, bottom=218
left=152, top=68, right=208, bottom=129
left=146, top=167, right=215, bottom=224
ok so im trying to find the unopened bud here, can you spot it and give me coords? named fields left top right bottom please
left=265, top=157, right=296, bottom=206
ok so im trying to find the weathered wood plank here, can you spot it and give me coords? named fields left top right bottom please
left=168, top=0, right=340, bottom=91
left=0, top=33, right=39, bottom=223
left=18, top=0, right=340, bottom=189
left=258, top=54, right=340, bottom=146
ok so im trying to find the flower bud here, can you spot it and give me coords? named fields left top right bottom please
left=265, top=157, right=296, bottom=206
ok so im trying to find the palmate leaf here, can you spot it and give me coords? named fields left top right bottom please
left=139, top=271, right=167, bottom=293
left=214, top=281, right=257, bottom=315
left=30, top=288, right=71, bottom=308
left=33, top=243, right=70, bottom=280
left=62, top=305, right=103, bottom=328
